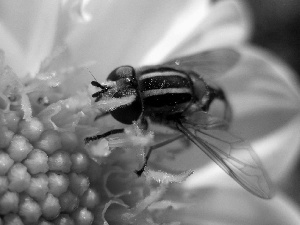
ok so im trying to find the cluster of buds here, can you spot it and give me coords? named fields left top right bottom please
left=0, top=112, right=99, bottom=224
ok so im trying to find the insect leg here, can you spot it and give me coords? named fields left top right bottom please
left=84, top=128, right=124, bottom=144
left=135, top=133, right=185, bottom=176
left=94, top=111, right=110, bottom=121
left=202, top=86, right=232, bottom=123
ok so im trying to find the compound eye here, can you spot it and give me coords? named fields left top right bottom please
left=110, top=90, right=142, bottom=124
left=107, top=66, right=135, bottom=81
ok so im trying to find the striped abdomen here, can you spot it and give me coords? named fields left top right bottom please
left=138, top=68, right=193, bottom=115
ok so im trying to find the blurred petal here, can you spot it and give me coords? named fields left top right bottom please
left=184, top=46, right=300, bottom=190
left=0, top=23, right=23, bottom=71
left=177, top=189, right=300, bottom=225
left=63, top=0, right=92, bottom=23
left=140, top=0, right=211, bottom=65
left=142, top=0, right=253, bottom=64
left=0, top=0, right=60, bottom=77
left=67, top=0, right=211, bottom=80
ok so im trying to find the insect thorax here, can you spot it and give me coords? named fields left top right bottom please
left=137, top=67, right=194, bottom=116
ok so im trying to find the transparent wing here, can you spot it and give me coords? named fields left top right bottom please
left=162, top=48, right=240, bottom=80
left=177, top=115, right=274, bottom=199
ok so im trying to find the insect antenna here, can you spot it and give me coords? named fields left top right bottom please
left=87, top=68, right=111, bottom=101
left=87, top=68, right=103, bottom=87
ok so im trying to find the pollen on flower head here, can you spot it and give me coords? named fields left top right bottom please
left=18, top=117, right=44, bottom=142
left=0, top=126, right=14, bottom=148
left=0, top=176, right=9, bottom=195
left=19, top=195, right=42, bottom=224
left=72, top=207, right=94, bottom=225
left=26, top=174, right=49, bottom=202
left=59, top=190, right=80, bottom=213
left=35, top=130, right=62, bottom=154
left=24, top=149, right=49, bottom=174
left=48, top=151, right=72, bottom=173
left=0, top=50, right=101, bottom=223
left=48, top=172, right=70, bottom=197
left=7, top=163, right=31, bottom=192
left=0, top=191, right=19, bottom=214
left=7, top=135, right=33, bottom=162
left=0, top=151, right=14, bottom=175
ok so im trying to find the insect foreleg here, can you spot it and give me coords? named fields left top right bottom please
left=135, top=133, right=185, bottom=176
left=94, top=111, right=110, bottom=121
left=84, top=128, right=124, bottom=144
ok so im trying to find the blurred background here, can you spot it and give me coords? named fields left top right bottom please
left=247, top=0, right=300, bottom=79
left=245, top=0, right=300, bottom=205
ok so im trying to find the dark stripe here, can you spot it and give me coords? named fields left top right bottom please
left=140, top=75, right=191, bottom=91
left=144, top=93, right=192, bottom=107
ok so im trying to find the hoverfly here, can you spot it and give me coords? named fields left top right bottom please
left=85, top=48, right=273, bottom=199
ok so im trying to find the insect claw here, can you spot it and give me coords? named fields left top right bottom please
left=135, top=167, right=145, bottom=177
left=84, top=137, right=91, bottom=144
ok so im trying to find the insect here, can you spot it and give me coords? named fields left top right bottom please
left=85, top=48, right=273, bottom=199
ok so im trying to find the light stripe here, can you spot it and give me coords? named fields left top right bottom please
left=141, top=88, right=191, bottom=97
left=139, top=70, right=187, bottom=80
left=95, top=95, right=136, bottom=111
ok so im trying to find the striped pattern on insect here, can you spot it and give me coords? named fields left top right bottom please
left=85, top=48, right=274, bottom=199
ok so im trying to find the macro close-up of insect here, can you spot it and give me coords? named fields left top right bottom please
left=85, top=48, right=274, bottom=200
left=2, top=1, right=300, bottom=224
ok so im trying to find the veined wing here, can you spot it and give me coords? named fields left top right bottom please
left=162, top=48, right=240, bottom=80
left=176, top=121, right=274, bottom=199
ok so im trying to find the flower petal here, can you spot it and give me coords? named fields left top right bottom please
left=179, top=189, right=300, bottom=225
left=0, top=0, right=60, bottom=77
left=0, top=23, right=23, bottom=75
left=142, top=0, right=252, bottom=65
left=67, top=0, right=211, bottom=80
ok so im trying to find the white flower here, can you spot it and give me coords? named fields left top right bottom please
left=0, top=0, right=300, bottom=224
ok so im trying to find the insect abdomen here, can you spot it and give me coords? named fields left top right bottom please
left=138, top=68, right=193, bottom=114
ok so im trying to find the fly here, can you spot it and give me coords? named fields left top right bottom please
left=85, top=48, right=273, bottom=199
